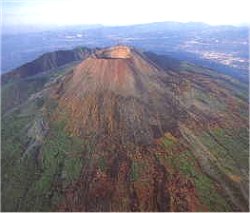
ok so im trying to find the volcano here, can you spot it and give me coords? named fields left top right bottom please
left=51, top=46, right=185, bottom=143
left=1, top=46, right=249, bottom=212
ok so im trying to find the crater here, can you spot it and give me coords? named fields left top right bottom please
left=95, top=45, right=131, bottom=59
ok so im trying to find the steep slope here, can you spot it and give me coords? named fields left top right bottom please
left=1, top=47, right=93, bottom=84
left=1, top=47, right=93, bottom=114
left=51, top=46, right=185, bottom=142
left=1, top=46, right=249, bottom=212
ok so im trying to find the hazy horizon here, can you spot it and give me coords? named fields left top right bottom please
left=2, top=0, right=250, bottom=29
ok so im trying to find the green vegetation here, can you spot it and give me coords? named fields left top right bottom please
left=1, top=62, right=77, bottom=114
left=157, top=135, right=231, bottom=211
left=195, top=174, right=230, bottom=211
left=1, top=108, right=87, bottom=211
left=1, top=76, right=48, bottom=113
left=200, top=127, right=249, bottom=176
left=177, top=151, right=230, bottom=211
left=162, top=137, right=175, bottom=148
left=98, top=156, right=107, bottom=172
left=26, top=118, right=85, bottom=210
left=130, top=161, right=139, bottom=182
left=193, top=88, right=226, bottom=111
left=1, top=109, right=39, bottom=211
left=175, top=152, right=197, bottom=178
left=1, top=61, right=83, bottom=210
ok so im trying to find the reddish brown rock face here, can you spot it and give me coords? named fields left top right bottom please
left=64, top=46, right=160, bottom=97
left=52, top=46, right=184, bottom=142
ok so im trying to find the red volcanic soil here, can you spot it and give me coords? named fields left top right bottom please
left=61, top=45, right=161, bottom=97
left=51, top=46, right=185, bottom=141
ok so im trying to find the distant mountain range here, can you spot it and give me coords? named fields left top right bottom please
left=2, top=22, right=249, bottom=81
left=1, top=45, right=249, bottom=211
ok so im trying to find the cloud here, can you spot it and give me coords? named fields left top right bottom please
left=2, top=0, right=250, bottom=26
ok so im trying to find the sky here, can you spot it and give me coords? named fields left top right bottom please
left=2, top=0, right=250, bottom=27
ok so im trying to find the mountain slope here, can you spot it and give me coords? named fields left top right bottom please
left=1, top=47, right=93, bottom=114
left=2, top=47, right=92, bottom=84
left=1, top=46, right=249, bottom=211
left=51, top=46, right=185, bottom=142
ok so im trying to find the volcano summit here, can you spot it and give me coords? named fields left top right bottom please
left=95, top=45, right=132, bottom=59
left=1, top=46, right=249, bottom=211
left=51, top=46, right=184, bottom=144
